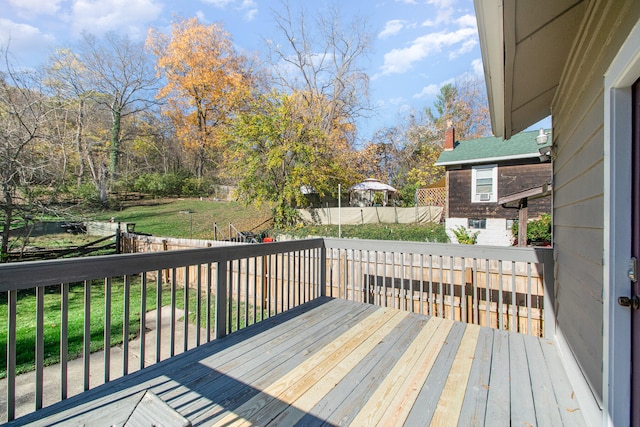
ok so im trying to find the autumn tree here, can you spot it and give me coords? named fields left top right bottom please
left=227, top=91, right=356, bottom=226
left=147, top=17, right=259, bottom=180
left=397, top=77, right=491, bottom=192
left=267, top=1, right=372, bottom=150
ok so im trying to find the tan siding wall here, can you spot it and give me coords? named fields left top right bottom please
left=551, top=0, right=640, bottom=405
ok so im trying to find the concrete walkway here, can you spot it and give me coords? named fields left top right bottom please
left=0, top=307, right=207, bottom=423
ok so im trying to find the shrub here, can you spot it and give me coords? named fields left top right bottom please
left=282, top=223, right=450, bottom=243
left=452, top=226, right=479, bottom=245
left=512, top=214, right=552, bottom=245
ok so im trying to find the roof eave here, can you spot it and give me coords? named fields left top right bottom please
left=474, top=0, right=506, bottom=138
left=435, top=152, right=546, bottom=167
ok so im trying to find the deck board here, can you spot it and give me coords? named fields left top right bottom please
left=7, top=297, right=586, bottom=427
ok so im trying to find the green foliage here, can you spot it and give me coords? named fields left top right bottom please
left=452, top=226, right=479, bottom=245
left=397, top=182, right=420, bottom=207
left=70, top=182, right=102, bottom=207
left=181, top=178, right=212, bottom=197
left=227, top=92, right=351, bottom=228
left=284, top=223, right=449, bottom=243
left=512, top=214, right=552, bottom=245
left=134, top=172, right=186, bottom=197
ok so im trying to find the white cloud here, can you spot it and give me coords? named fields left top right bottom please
left=0, top=18, right=56, bottom=51
left=379, top=20, right=406, bottom=39
left=202, top=0, right=258, bottom=21
left=377, top=26, right=477, bottom=76
left=448, top=38, right=477, bottom=59
left=456, top=14, right=477, bottom=29
left=413, top=83, right=439, bottom=99
left=7, top=0, right=64, bottom=16
left=71, top=0, right=163, bottom=38
left=472, top=58, right=484, bottom=76
left=202, top=0, right=235, bottom=7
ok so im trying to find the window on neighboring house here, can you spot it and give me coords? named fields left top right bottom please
left=471, top=164, right=498, bottom=202
left=468, top=218, right=487, bottom=229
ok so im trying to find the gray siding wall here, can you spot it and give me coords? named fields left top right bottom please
left=551, top=0, right=640, bottom=406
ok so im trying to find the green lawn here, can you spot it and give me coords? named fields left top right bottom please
left=0, top=276, right=260, bottom=378
left=91, top=199, right=273, bottom=240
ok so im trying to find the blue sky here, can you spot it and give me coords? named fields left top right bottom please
left=0, top=0, right=549, bottom=142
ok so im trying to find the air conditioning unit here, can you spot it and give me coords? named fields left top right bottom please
left=478, top=193, right=491, bottom=201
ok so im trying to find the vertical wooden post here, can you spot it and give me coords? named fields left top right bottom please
left=518, top=198, right=529, bottom=246
left=216, top=261, right=227, bottom=339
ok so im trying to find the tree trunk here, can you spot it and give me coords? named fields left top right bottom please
left=1, top=185, right=13, bottom=261
left=76, top=100, right=85, bottom=186
left=109, top=105, right=122, bottom=180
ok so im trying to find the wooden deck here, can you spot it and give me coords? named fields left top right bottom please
left=8, top=297, right=585, bottom=426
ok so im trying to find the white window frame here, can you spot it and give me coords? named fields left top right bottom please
left=471, top=164, right=498, bottom=203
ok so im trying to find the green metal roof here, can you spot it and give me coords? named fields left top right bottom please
left=435, top=129, right=551, bottom=166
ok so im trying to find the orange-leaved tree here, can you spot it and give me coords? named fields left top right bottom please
left=147, top=17, right=259, bottom=179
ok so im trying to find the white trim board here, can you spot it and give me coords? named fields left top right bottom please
left=603, top=18, right=640, bottom=427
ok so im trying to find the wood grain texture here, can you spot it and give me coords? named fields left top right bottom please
left=12, top=297, right=585, bottom=427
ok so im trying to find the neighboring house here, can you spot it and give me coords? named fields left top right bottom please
left=474, top=0, right=640, bottom=425
left=435, top=127, right=552, bottom=246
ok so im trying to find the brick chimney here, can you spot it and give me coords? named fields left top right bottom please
left=444, top=126, right=455, bottom=151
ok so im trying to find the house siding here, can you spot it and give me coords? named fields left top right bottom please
left=551, top=0, right=640, bottom=406
left=447, top=160, right=551, bottom=219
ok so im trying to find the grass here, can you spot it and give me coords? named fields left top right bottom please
left=0, top=276, right=259, bottom=378
left=90, top=198, right=273, bottom=239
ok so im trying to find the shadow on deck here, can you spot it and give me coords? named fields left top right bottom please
left=7, top=297, right=585, bottom=426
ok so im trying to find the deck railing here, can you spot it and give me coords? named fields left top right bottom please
left=323, top=239, right=554, bottom=338
left=0, top=237, right=553, bottom=422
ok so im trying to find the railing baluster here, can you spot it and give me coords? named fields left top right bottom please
left=216, top=261, right=228, bottom=339
left=184, top=266, right=190, bottom=352
left=104, top=277, right=111, bottom=383
left=429, top=255, right=433, bottom=316
left=253, top=257, right=257, bottom=324
left=473, top=258, right=478, bottom=325
left=170, top=268, right=176, bottom=358
left=461, top=257, right=466, bottom=323
left=498, top=261, right=504, bottom=330
left=83, top=281, right=91, bottom=391
left=140, top=272, right=147, bottom=370
left=35, top=286, right=44, bottom=409
left=207, top=263, right=212, bottom=342
left=391, top=252, right=396, bottom=309
left=420, top=254, right=424, bottom=315
left=527, top=262, right=532, bottom=335
left=123, top=276, right=130, bottom=376
left=235, top=259, right=241, bottom=331
left=485, top=259, right=490, bottom=328
left=245, top=258, right=250, bottom=325
left=438, top=256, right=444, bottom=318
left=449, top=256, right=454, bottom=321
left=511, top=261, right=517, bottom=332
left=155, top=270, right=162, bottom=363
left=279, top=253, right=285, bottom=313
left=228, top=261, right=233, bottom=330
left=286, top=252, right=291, bottom=310
left=7, top=289, right=17, bottom=422
left=61, top=283, right=69, bottom=400
left=307, top=249, right=311, bottom=303
left=196, top=265, right=202, bottom=346
left=274, top=254, right=279, bottom=315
